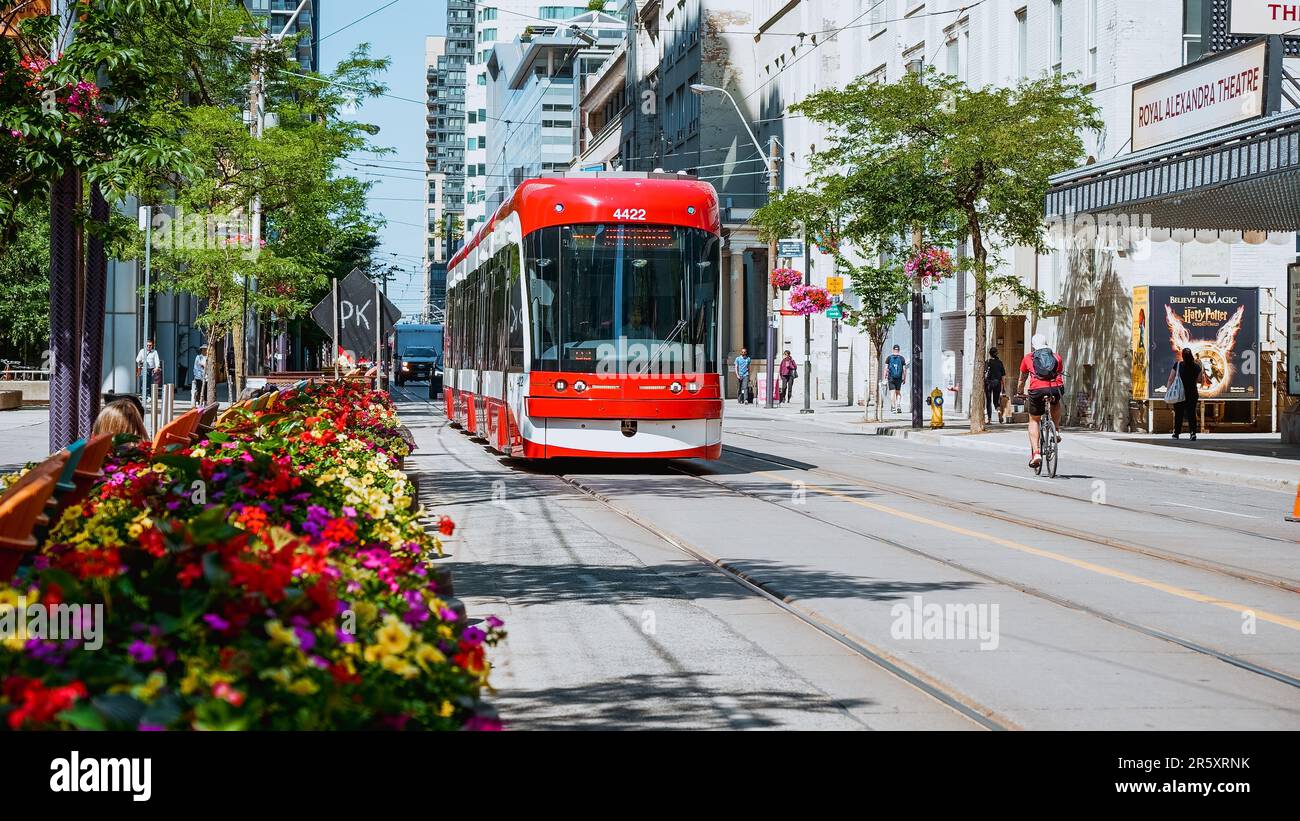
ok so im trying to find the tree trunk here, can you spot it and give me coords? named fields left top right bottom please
left=232, top=313, right=245, bottom=399
left=968, top=210, right=988, bottom=434
left=869, top=328, right=886, bottom=422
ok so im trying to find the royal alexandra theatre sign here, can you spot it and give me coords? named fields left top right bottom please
left=1131, top=37, right=1282, bottom=151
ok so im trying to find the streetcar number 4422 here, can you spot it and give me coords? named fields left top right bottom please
left=613, top=208, right=647, bottom=221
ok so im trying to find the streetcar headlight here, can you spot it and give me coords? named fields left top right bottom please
left=573, top=380, right=588, bottom=393
left=669, top=381, right=683, bottom=394
left=554, top=203, right=565, bottom=213
left=686, top=381, right=701, bottom=393
left=687, top=206, right=696, bottom=215
left=554, top=379, right=568, bottom=392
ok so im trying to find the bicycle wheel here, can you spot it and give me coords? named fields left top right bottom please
left=1035, top=425, right=1046, bottom=475
left=1045, top=424, right=1058, bottom=478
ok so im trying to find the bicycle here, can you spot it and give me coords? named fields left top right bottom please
left=1036, top=393, right=1059, bottom=478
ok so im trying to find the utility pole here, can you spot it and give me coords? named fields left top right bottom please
left=801, top=230, right=813, bottom=414
left=906, top=58, right=926, bottom=430
left=235, top=0, right=310, bottom=382
left=766, top=135, right=779, bottom=410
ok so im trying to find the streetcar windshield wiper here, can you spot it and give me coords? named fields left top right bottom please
left=645, top=319, right=687, bottom=374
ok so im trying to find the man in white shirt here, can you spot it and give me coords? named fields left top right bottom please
left=191, top=346, right=208, bottom=408
left=136, top=339, right=162, bottom=407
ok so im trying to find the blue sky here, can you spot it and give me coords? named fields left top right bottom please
left=321, top=0, right=447, bottom=318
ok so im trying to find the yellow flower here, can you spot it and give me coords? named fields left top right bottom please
left=363, top=644, right=386, bottom=663
left=0, top=588, right=20, bottom=608
left=376, top=616, right=412, bottom=656
left=180, top=669, right=202, bottom=695
left=436, top=624, right=453, bottom=640
left=132, top=672, right=167, bottom=701
left=265, top=620, right=299, bottom=647
left=287, top=678, right=319, bottom=695
left=127, top=522, right=143, bottom=539
left=438, top=700, right=455, bottom=718
left=152, top=463, right=168, bottom=474
left=415, top=643, right=446, bottom=671
left=353, top=601, right=378, bottom=625
left=380, top=655, right=419, bottom=679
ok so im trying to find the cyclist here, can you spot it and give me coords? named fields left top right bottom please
left=1017, top=333, right=1063, bottom=469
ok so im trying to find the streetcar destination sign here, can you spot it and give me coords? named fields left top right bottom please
left=1130, top=37, right=1279, bottom=151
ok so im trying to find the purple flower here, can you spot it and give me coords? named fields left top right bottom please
left=336, top=628, right=356, bottom=644
left=485, top=615, right=504, bottom=629
left=439, top=607, right=458, bottom=622
left=138, top=723, right=166, bottom=732
left=342, top=506, right=357, bottom=518
left=203, top=613, right=230, bottom=631
left=128, top=640, right=156, bottom=663
left=461, top=626, right=486, bottom=645
left=293, top=626, right=316, bottom=652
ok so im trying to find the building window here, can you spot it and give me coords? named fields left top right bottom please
left=1050, top=0, right=1062, bottom=75
left=1086, top=0, right=1098, bottom=79
left=1183, top=0, right=1203, bottom=64
left=869, top=0, right=890, bottom=36
left=945, top=37, right=958, bottom=76
left=1016, top=7, right=1028, bottom=78
left=480, top=6, right=497, bottom=21
left=478, top=28, right=496, bottom=42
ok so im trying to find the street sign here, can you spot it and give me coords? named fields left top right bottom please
left=825, top=305, right=843, bottom=321
left=825, top=275, right=844, bottom=296
left=310, top=268, right=403, bottom=363
left=778, top=239, right=804, bottom=258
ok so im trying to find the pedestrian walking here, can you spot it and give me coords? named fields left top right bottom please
left=135, top=339, right=162, bottom=408
left=885, top=345, right=907, bottom=413
left=734, top=347, right=752, bottom=404
left=1170, top=347, right=1207, bottom=441
left=191, top=346, right=209, bottom=408
left=779, top=350, right=797, bottom=404
left=984, top=348, right=1007, bottom=424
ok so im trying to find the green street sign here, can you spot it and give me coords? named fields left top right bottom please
left=825, top=305, right=843, bottom=320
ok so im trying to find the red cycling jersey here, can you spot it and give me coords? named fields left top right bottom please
left=1020, top=352, right=1064, bottom=391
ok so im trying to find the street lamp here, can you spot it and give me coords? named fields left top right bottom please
left=691, top=83, right=779, bottom=409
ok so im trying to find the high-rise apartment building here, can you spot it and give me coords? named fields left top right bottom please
left=424, top=6, right=472, bottom=316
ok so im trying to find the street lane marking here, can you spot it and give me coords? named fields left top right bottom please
left=1159, top=501, right=1260, bottom=520
left=752, top=468, right=1300, bottom=632
left=996, top=471, right=1055, bottom=485
left=869, top=450, right=915, bottom=460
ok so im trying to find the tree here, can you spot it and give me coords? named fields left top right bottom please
left=837, top=254, right=912, bottom=421
left=789, top=69, right=1101, bottom=432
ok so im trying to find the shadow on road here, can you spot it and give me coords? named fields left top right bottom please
left=493, top=672, right=876, bottom=730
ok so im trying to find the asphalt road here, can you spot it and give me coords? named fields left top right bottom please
left=393, top=384, right=1300, bottom=730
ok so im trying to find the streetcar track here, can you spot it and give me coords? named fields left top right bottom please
left=400, top=385, right=1300, bottom=709
left=724, top=428, right=1299, bottom=548
left=724, top=432, right=1300, bottom=591
left=664, top=452, right=1300, bottom=692
left=398, top=386, right=1005, bottom=730
left=549, top=471, right=1012, bottom=731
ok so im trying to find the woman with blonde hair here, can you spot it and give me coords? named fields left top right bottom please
left=92, top=399, right=148, bottom=441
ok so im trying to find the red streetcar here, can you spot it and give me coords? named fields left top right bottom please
left=443, top=172, right=723, bottom=459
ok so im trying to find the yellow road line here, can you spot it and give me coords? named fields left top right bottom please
left=754, top=469, right=1300, bottom=631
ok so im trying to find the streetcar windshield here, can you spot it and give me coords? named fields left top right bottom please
left=525, top=224, right=719, bottom=374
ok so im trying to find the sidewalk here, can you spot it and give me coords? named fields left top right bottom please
left=726, top=397, right=1300, bottom=492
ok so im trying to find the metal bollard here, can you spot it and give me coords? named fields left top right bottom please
left=151, top=383, right=159, bottom=435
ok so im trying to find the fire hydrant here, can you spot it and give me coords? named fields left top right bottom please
left=926, top=387, right=944, bottom=429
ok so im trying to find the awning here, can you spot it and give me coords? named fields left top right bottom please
left=1045, top=108, right=1300, bottom=232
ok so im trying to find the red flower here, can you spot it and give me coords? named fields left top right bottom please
left=437, top=516, right=456, bottom=537
left=2, top=677, right=88, bottom=729
left=321, top=517, right=357, bottom=544
left=139, top=526, right=166, bottom=557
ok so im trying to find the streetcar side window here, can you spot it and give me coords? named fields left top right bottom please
left=527, top=228, right=561, bottom=371
left=507, top=243, right=524, bottom=371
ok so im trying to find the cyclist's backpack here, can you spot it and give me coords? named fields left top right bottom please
left=1031, top=347, right=1059, bottom=381
left=887, top=356, right=904, bottom=380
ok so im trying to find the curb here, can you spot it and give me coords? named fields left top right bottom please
left=869, top=426, right=1299, bottom=494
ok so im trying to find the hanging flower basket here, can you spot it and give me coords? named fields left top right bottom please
left=789, top=284, right=832, bottom=315
left=770, top=267, right=802, bottom=290
left=905, top=246, right=954, bottom=288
